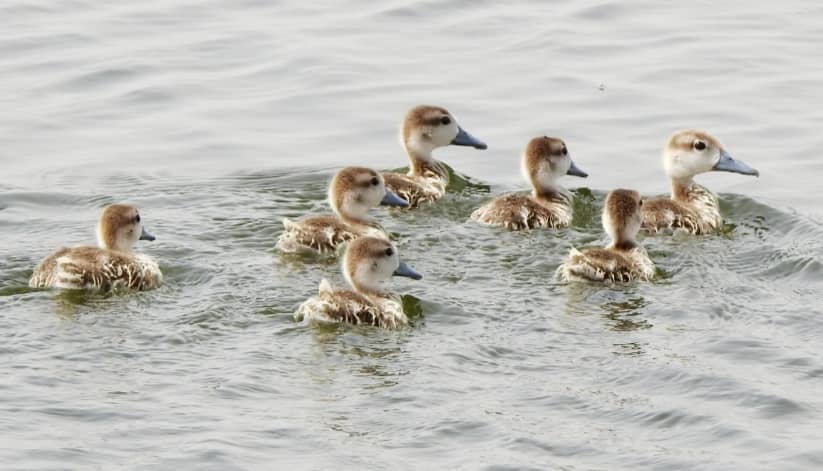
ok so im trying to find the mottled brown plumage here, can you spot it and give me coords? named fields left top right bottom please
left=642, top=130, right=757, bottom=235
left=278, top=215, right=384, bottom=254
left=277, top=167, right=401, bottom=254
left=382, top=160, right=448, bottom=208
left=472, top=136, right=585, bottom=230
left=383, top=105, right=486, bottom=208
left=29, top=204, right=162, bottom=291
left=559, top=189, right=654, bottom=282
left=30, top=246, right=162, bottom=290
left=295, top=237, right=421, bottom=329
left=471, top=192, right=572, bottom=230
left=642, top=183, right=718, bottom=235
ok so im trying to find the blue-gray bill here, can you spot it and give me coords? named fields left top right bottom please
left=393, top=261, right=423, bottom=280
left=567, top=160, right=589, bottom=178
left=380, top=190, right=409, bottom=208
left=713, top=149, right=759, bottom=176
left=140, top=227, right=156, bottom=241
left=451, top=127, right=488, bottom=150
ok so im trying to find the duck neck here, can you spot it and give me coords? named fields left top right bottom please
left=606, top=224, right=638, bottom=252
left=670, top=177, right=695, bottom=202
left=339, top=212, right=373, bottom=227
left=97, top=227, right=132, bottom=253
left=334, top=201, right=374, bottom=226
left=531, top=175, right=567, bottom=202
left=405, top=142, right=446, bottom=179
left=609, top=238, right=638, bottom=251
left=350, top=279, right=385, bottom=298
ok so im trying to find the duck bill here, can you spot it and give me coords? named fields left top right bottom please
left=380, top=190, right=409, bottom=208
left=139, top=227, right=156, bottom=241
left=712, top=149, right=759, bottom=176
left=393, top=261, right=422, bottom=280
left=451, top=126, right=488, bottom=150
left=566, top=159, right=589, bottom=178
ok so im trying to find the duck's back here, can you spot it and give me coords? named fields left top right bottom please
left=277, top=214, right=364, bottom=254
left=472, top=193, right=572, bottom=230
left=29, top=246, right=162, bottom=290
left=295, top=280, right=406, bottom=329
left=560, top=247, right=653, bottom=282
left=642, top=184, right=721, bottom=235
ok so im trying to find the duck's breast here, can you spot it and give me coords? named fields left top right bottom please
left=642, top=185, right=721, bottom=235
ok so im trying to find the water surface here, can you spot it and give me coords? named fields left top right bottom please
left=2, top=1, right=823, bottom=470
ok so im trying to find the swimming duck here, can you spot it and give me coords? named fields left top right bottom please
left=559, top=189, right=654, bottom=282
left=29, top=204, right=162, bottom=290
left=383, top=105, right=487, bottom=208
left=295, top=236, right=423, bottom=329
left=277, top=167, right=409, bottom=254
left=642, top=130, right=759, bottom=235
left=471, top=136, right=588, bottom=230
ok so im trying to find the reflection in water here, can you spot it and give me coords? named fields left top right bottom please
left=601, top=296, right=652, bottom=332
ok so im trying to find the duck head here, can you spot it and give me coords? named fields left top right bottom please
left=521, top=136, right=588, bottom=197
left=663, top=130, right=759, bottom=183
left=96, top=204, right=155, bottom=252
left=343, top=236, right=422, bottom=295
left=329, top=167, right=408, bottom=222
left=400, top=105, right=487, bottom=160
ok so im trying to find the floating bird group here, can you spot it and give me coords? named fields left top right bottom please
left=28, top=105, right=760, bottom=329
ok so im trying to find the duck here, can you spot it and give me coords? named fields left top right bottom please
left=382, top=105, right=487, bottom=208
left=559, top=189, right=654, bottom=282
left=277, top=167, right=409, bottom=254
left=471, top=136, right=588, bottom=230
left=295, top=236, right=423, bottom=329
left=29, top=204, right=163, bottom=290
left=642, top=130, right=759, bottom=235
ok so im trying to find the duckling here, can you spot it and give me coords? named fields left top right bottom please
left=383, top=105, right=487, bottom=208
left=642, top=130, right=759, bottom=235
left=559, top=189, right=654, bottom=282
left=29, top=204, right=162, bottom=290
left=295, top=236, right=422, bottom=329
left=471, top=136, right=588, bottom=230
left=277, top=167, right=408, bottom=254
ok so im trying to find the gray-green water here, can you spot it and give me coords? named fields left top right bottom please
left=2, top=1, right=823, bottom=470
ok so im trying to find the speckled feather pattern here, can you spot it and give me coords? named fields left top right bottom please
left=277, top=215, right=387, bottom=254
left=382, top=161, right=448, bottom=208
left=558, top=246, right=655, bottom=283
left=29, top=246, right=162, bottom=290
left=295, top=280, right=407, bottom=329
left=642, top=184, right=721, bottom=235
left=471, top=192, right=573, bottom=230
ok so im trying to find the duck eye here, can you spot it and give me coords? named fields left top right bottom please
left=135, top=214, right=141, bottom=223
left=694, top=140, right=707, bottom=151
left=370, top=177, right=379, bottom=186
left=440, top=116, right=451, bottom=126
left=638, top=200, right=643, bottom=207
left=384, top=247, right=393, bottom=257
